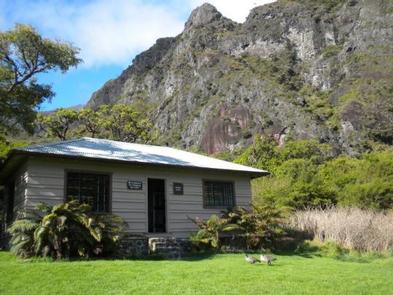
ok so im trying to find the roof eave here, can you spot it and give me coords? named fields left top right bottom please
left=0, top=151, right=28, bottom=184
left=250, top=170, right=270, bottom=179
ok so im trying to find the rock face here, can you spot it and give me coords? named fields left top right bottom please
left=88, top=0, right=393, bottom=154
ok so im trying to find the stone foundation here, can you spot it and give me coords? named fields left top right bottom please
left=148, top=237, right=192, bottom=259
left=118, top=235, right=149, bottom=257
left=118, top=234, right=192, bottom=259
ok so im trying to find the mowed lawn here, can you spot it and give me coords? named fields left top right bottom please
left=1, top=251, right=393, bottom=295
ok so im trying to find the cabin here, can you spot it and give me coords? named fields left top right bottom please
left=0, top=137, right=267, bottom=239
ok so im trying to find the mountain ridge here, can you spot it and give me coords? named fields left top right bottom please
left=87, top=0, right=393, bottom=155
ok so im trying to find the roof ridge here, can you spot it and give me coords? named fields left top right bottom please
left=79, top=138, right=262, bottom=170
left=82, top=136, right=176, bottom=150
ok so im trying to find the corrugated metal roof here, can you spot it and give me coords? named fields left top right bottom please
left=16, top=137, right=267, bottom=176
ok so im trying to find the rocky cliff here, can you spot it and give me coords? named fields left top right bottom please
left=87, top=0, right=393, bottom=154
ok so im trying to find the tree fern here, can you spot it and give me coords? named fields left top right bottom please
left=7, top=219, right=38, bottom=257
left=8, top=200, right=125, bottom=259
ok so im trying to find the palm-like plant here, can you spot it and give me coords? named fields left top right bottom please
left=190, top=215, right=239, bottom=249
left=8, top=200, right=125, bottom=259
left=224, top=205, right=286, bottom=250
left=7, top=219, right=38, bottom=258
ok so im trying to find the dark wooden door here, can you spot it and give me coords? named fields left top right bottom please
left=148, top=178, right=166, bottom=233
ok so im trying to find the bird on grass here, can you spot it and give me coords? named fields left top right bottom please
left=260, top=254, right=277, bottom=265
left=245, top=254, right=259, bottom=264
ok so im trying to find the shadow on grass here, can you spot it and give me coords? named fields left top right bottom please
left=275, top=241, right=391, bottom=263
left=275, top=241, right=321, bottom=259
left=128, top=251, right=218, bottom=262
left=5, top=246, right=389, bottom=264
left=5, top=251, right=218, bottom=263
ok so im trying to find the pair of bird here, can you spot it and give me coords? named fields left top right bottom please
left=245, top=254, right=276, bottom=265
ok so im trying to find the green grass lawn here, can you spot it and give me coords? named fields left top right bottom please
left=1, top=251, right=393, bottom=295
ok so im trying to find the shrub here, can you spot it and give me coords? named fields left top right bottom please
left=190, top=205, right=286, bottom=251
left=8, top=201, right=125, bottom=259
left=246, top=137, right=393, bottom=209
left=189, top=215, right=239, bottom=250
left=235, top=137, right=332, bottom=174
left=288, top=207, right=393, bottom=252
left=223, top=205, right=286, bottom=250
left=7, top=219, right=38, bottom=258
left=320, top=152, right=393, bottom=209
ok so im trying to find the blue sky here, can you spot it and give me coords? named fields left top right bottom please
left=0, top=0, right=273, bottom=111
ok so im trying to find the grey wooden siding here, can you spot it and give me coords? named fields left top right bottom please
left=25, top=157, right=252, bottom=238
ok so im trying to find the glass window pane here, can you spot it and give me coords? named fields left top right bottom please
left=203, top=181, right=234, bottom=208
left=66, top=172, right=110, bottom=213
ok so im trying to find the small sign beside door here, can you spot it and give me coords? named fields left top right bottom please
left=127, top=180, right=143, bottom=190
left=173, top=182, right=184, bottom=195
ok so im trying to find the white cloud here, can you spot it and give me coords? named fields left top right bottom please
left=190, top=0, right=276, bottom=23
left=1, top=0, right=276, bottom=68
left=2, top=0, right=186, bottom=67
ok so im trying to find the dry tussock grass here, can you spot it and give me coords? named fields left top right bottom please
left=289, top=207, right=393, bottom=252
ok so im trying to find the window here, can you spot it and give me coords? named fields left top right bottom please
left=203, top=181, right=235, bottom=208
left=66, top=172, right=110, bottom=212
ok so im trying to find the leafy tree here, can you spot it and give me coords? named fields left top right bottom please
left=0, top=139, right=30, bottom=157
left=36, top=104, right=154, bottom=142
left=279, top=139, right=332, bottom=164
left=246, top=137, right=393, bottom=210
left=235, top=136, right=331, bottom=174
left=98, top=104, right=152, bottom=143
left=320, top=152, right=393, bottom=209
left=0, top=24, right=81, bottom=133
left=78, top=108, right=101, bottom=138
left=37, top=108, right=78, bottom=140
left=235, top=136, right=280, bottom=172
left=256, top=159, right=336, bottom=209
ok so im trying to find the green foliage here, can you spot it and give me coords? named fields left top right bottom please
left=299, top=85, right=335, bottom=121
left=320, top=152, right=393, bottom=209
left=78, top=108, right=101, bottom=138
left=281, top=0, right=345, bottom=12
left=235, top=136, right=331, bottom=173
left=7, top=219, right=38, bottom=258
left=190, top=205, right=286, bottom=251
left=212, top=147, right=245, bottom=162
left=97, top=104, right=153, bottom=143
left=189, top=215, right=239, bottom=249
left=223, top=205, right=286, bottom=250
left=0, top=24, right=80, bottom=133
left=0, top=139, right=29, bottom=158
left=255, top=165, right=337, bottom=209
left=243, top=136, right=393, bottom=209
left=322, top=45, right=342, bottom=59
left=7, top=201, right=125, bottom=259
left=37, top=108, right=78, bottom=141
left=238, top=47, right=303, bottom=91
left=36, top=104, right=154, bottom=143
left=334, top=48, right=393, bottom=146
left=235, top=137, right=280, bottom=172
